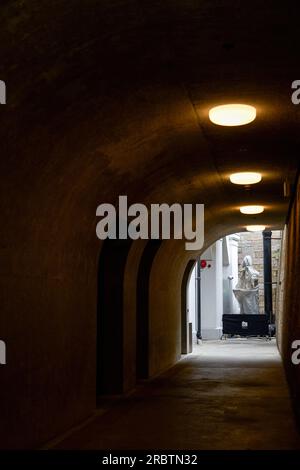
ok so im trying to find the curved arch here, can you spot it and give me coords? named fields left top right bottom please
left=136, top=240, right=162, bottom=379
left=181, top=259, right=197, bottom=354
left=122, top=239, right=149, bottom=391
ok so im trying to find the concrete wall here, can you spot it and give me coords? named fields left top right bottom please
left=223, top=235, right=240, bottom=315
left=280, top=174, right=300, bottom=418
left=200, top=241, right=223, bottom=339
left=149, top=240, right=184, bottom=376
left=276, top=227, right=287, bottom=355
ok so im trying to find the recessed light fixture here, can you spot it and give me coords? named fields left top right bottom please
left=246, top=225, right=266, bottom=232
left=209, top=104, right=256, bottom=126
left=230, top=172, right=262, bottom=185
left=240, top=205, right=265, bottom=215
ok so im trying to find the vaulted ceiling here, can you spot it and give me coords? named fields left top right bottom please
left=1, top=0, right=300, bottom=450
left=1, top=1, right=299, bottom=245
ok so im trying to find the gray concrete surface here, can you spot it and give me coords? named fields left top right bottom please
left=52, top=339, right=300, bottom=450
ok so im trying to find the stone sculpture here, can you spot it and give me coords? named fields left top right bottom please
left=233, top=255, right=260, bottom=315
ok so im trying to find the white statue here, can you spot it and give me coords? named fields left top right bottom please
left=233, top=255, right=259, bottom=314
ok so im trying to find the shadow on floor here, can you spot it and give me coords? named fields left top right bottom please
left=49, top=339, right=300, bottom=450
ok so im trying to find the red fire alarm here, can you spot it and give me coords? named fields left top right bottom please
left=200, top=260, right=207, bottom=269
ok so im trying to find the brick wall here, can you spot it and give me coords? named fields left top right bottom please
left=237, top=230, right=282, bottom=314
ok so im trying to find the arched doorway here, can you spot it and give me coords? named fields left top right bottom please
left=97, top=238, right=132, bottom=395
left=136, top=240, right=162, bottom=379
left=181, top=260, right=196, bottom=354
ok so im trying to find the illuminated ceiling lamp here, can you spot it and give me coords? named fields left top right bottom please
left=246, top=225, right=266, bottom=232
left=240, top=205, right=265, bottom=214
left=209, top=104, right=256, bottom=126
left=230, top=172, right=262, bottom=185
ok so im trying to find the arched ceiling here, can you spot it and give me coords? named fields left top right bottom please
left=1, top=1, right=300, bottom=449
left=1, top=0, right=299, bottom=245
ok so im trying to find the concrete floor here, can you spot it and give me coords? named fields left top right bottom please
left=51, top=339, right=300, bottom=450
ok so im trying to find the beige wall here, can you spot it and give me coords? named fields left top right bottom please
left=276, top=227, right=288, bottom=354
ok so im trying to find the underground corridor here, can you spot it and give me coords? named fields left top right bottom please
left=1, top=0, right=300, bottom=456
left=46, top=229, right=300, bottom=450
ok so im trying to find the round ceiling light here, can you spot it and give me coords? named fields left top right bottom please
left=240, top=205, right=265, bottom=215
left=209, top=104, right=256, bottom=126
left=230, top=172, right=262, bottom=185
left=246, top=225, right=266, bottom=232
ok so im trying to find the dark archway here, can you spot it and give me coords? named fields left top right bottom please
left=97, top=238, right=132, bottom=395
left=136, top=240, right=162, bottom=379
left=181, top=259, right=196, bottom=354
